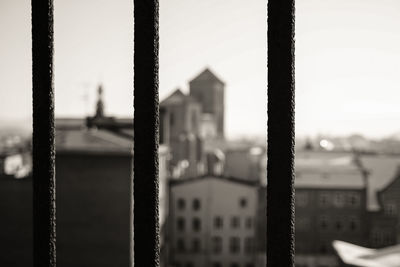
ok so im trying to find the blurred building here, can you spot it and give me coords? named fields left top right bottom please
left=359, top=154, right=400, bottom=249
left=189, top=68, right=225, bottom=139
left=160, top=89, right=204, bottom=178
left=55, top=84, right=170, bottom=266
left=0, top=173, right=32, bottom=266
left=0, top=84, right=170, bottom=266
left=224, top=146, right=266, bottom=183
left=168, top=175, right=259, bottom=267
left=294, top=152, right=368, bottom=267
left=56, top=126, right=133, bottom=267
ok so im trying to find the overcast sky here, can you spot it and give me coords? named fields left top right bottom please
left=0, top=0, right=400, bottom=139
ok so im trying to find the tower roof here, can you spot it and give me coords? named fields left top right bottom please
left=160, top=89, right=185, bottom=106
left=160, top=88, right=198, bottom=106
left=189, top=68, right=225, bottom=85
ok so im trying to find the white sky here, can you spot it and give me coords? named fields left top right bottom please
left=0, top=0, right=399, bottom=139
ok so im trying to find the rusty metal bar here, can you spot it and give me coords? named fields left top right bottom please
left=31, top=0, right=56, bottom=266
left=267, top=0, right=295, bottom=266
left=133, top=0, right=160, bottom=266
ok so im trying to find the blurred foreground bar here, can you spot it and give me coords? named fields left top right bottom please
left=31, top=0, right=56, bottom=266
left=133, top=0, right=160, bottom=266
left=267, top=0, right=295, bottom=266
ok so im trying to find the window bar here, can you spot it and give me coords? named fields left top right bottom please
left=133, top=0, right=160, bottom=267
left=267, top=0, right=295, bottom=266
left=31, top=0, right=56, bottom=266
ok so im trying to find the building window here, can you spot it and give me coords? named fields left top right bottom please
left=333, top=192, right=345, bottom=208
left=193, top=198, right=201, bottom=211
left=319, top=215, right=328, bottom=230
left=214, top=216, right=223, bottom=229
left=177, top=217, right=185, bottom=232
left=231, top=216, right=240, bottom=229
left=319, top=192, right=330, bottom=207
left=335, top=219, right=343, bottom=231
left=244, top=237, right=253, bottom=254
left=192, top=238, right=201, bottom=253
left=177, top=198, right=185, bottom=210
left=385, top=203, right=397, bottom=216
left=193, top=217, right=201, bottom=232
left=229, top=237, right=240, bottom=253
left=177, top=238, right=185, bottom=252
left=212, top=236, right=222, bottom=254
left=349, top=216, right=359, bottom=231
left=245, top=217, right=253, bottom=229
left=239, top=197, right=247, bottom=208
left=347, top=193, right=360, bottom=207
left=320, top=243, right=328, bottom=254
left=296, top=191, right=308, bottom=207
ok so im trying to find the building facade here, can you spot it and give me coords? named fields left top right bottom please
left=168, top=176, right=258, bottom=267
left=293, top=151, right=368, bottom=267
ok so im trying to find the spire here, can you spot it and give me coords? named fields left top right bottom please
left=95, top=84, right=105, bottom=118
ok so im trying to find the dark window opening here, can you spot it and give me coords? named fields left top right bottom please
left=193, top=217, right=201, bottom=232
left=193, top=198, right=201, bottom=211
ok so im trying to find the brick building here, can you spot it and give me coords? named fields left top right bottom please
left=294, top=151, right=368, bottom=267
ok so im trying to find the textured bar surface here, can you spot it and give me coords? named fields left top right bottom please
left=267, top=0, right=295, bottom=266
left=31, top=0, right=56, bottom=266
left=133, top=0, right=160, bottom=266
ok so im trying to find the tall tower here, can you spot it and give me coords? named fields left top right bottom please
left=189, top=68, right=225, bottom=138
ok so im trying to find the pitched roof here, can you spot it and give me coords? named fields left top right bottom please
left=169, top=175, right=259, bottom=187
left=160, top=89, right=186, bottom=106
left=295, top=152, right=365, bottom=189
left=295, top=151, right=400, bottom=210
left=56, top=128, right=133, bottom=155
left=189, top=68, right=225, bottom=85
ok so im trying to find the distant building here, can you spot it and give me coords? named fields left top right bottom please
left=269, top=151, right=368, bottom=267
left=224, top=146, right=266, bottom=182
left=370, top=167, right=400, bottom=248
left=0, top=84, right=170, bottom=267
left=160, top=89, right=204, bottom=178
left=189, top=68, right=225, bottom=139
left=168, top=175, right=259, bottom=267
left=56, top=126, right=133, bottom=267
left=292, top=151, right=400, bottom=267
left=359, top=154, right=400, bottom=249
left=55, top=85, right=170, bottom=267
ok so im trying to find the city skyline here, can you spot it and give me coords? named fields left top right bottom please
left=1, top=0, right=400, bottom=139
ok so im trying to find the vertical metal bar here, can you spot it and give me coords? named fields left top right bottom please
left=133, top=0, right=160, bottom=266
left=267, top=0, right=295, bottom=266
left=31, top=0, right=56, bottom=266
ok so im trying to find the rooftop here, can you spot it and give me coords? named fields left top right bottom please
left=56, top=128, right=133, bottom=155
left=170, top=175, right=259, bottom=187
left=189, top=68, right=225, bottom=85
